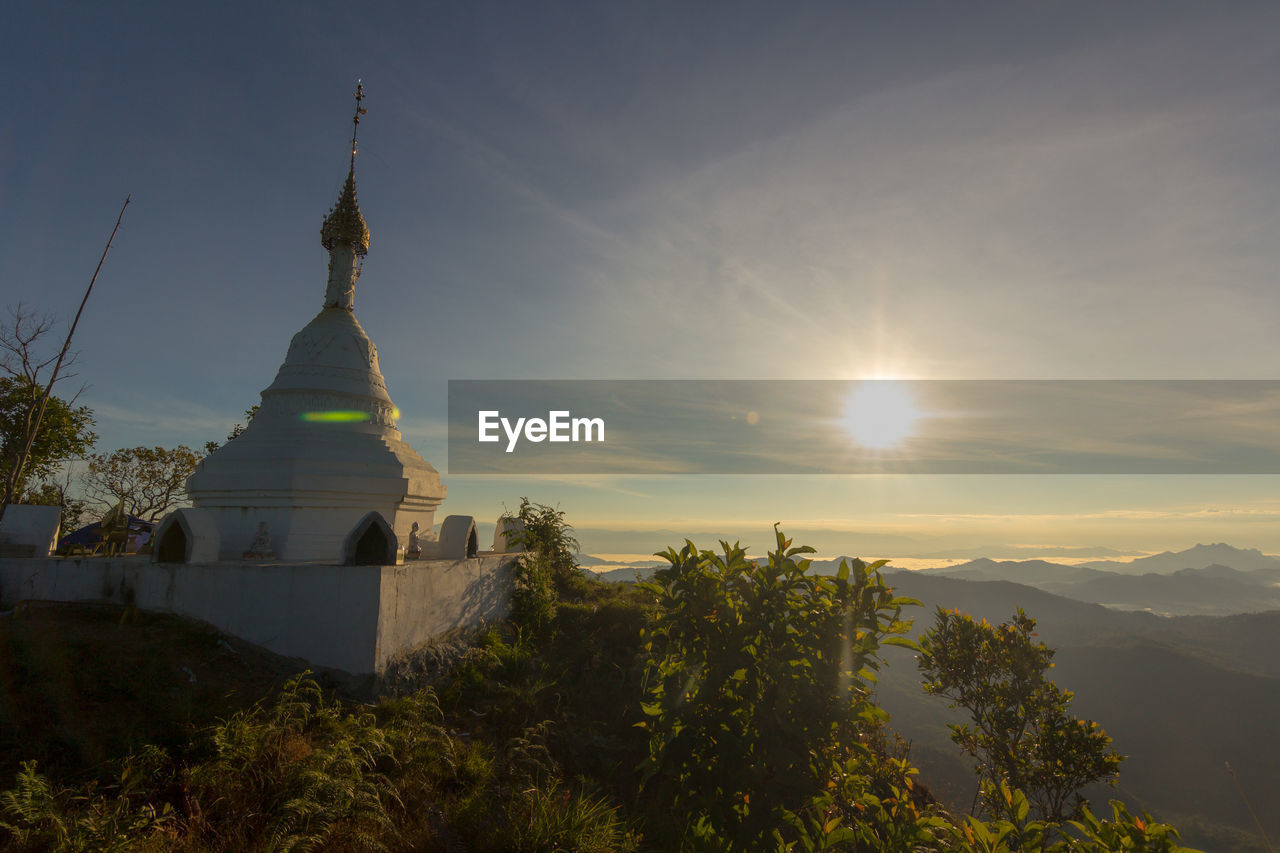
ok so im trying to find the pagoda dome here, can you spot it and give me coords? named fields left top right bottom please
left=254, top=307, right=399, bottom=434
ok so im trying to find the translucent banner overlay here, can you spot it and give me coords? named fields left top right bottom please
left=447, top=380, right=1280, bottom=474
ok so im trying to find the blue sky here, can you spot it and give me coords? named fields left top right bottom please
left=6, top=1, right=1280, bottom=559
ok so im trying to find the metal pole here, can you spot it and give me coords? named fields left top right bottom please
left=0, top=195, right=130, bottom=527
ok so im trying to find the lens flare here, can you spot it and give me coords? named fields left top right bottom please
left=300, top=411, right=371, bottom=423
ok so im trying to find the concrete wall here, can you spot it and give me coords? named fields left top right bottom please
left=0, top=505, right=61, bottom=557
left=0, top=554, right=514, bottom=675
left=375, top=555, right=511, bottom=671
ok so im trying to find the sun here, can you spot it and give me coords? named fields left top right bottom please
left=841, top=381, right=922, bottom=450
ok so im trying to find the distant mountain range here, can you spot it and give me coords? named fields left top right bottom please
left=585, top=542, right=1280, bottom=845
left=589, top=566, right=656, bottom=583
left=587, top=543, right=1280, bottom=617
left=916, top=543, right=1280, bottom=616
left=575, top=555, right=667, bottom=568
left=876, top=570, right=1280, bottom=851
left=1077, top=542, right=1280, bottom=574
left=583, top=555, right=871, bottom=585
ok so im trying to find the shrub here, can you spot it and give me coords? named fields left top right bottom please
left=918, top=608, right=1123, bottom=824
left=637, top=526, right=926, bottom=849
left=509, top=497, right=586, bottom=634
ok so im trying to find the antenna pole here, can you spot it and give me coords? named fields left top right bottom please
left=0, top=196, right=130, bottom=527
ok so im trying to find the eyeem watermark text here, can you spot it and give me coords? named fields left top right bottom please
left=478, top=410, right=605, bottom=452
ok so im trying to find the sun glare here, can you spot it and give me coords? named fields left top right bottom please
left=842, top=381, right=922, bottom=450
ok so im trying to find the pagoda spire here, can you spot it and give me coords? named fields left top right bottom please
left=322, top=81, right=370, bottom=309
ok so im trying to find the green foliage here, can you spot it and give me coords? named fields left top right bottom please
left=0, top=753, right=174, bottom=851
left=509, top=497, right=587, bottom=633
left=202, top=407, right=261, bottom=456
left=505, top=783, right=632, bottom=852
left=0, top=521, right=1203, bottom=852
left=424, top=576, right=651, bottom=851
left=637, top=526, right=926, bottom=849
left=184, top=671, right=404, bottom=850
left=1065, top=800, right=1202, bottom=852
left=514, top=496, right=585, bottom=593
left=918, top=608, right=1123, bottom=824
left=943, top=786, right=1200, bottom=852
left=0, top=377, right=96, bottom=500
left=511, top=550, right=556, bottom=635
left=435, top=582, right=654, bottom=782
left=493, top=721, right=636, bottom=852
left=226, top=406, right=259, bottom=443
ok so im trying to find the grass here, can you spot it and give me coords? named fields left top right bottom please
left=0, top=603, right=321, bottom=787
left=0, top=583, right=652, bottom=851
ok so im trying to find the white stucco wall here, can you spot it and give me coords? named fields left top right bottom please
left=375, top=555, right=512, bottom=671
left=0, top=505, right=61, bottom=556
left=0, top=555, right=514, bottom=674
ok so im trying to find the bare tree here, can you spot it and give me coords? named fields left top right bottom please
left=0, top=304, right=68, bottom=386
left=81, top=446, right=200, bottom=523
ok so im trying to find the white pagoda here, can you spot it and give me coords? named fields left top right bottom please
left=0, top=85, right=514, bottom=675
left=174, top=84, right=448, bottom=563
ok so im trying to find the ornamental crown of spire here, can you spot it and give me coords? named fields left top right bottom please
left=321, top=168, right=370, bottom=255
left=320, top=81, right=370, bottom=256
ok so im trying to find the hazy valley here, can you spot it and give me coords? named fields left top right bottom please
left=593, top=542, right=1280, bottom=850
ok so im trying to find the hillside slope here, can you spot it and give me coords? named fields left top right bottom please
left=0, top=602, right=340, bottom=786
left=876, top=572, right=1280, bottom=850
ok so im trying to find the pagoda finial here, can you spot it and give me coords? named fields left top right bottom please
left=349, top=79, right=367, bottom=172
left=321, top=80, right=370, bottom=257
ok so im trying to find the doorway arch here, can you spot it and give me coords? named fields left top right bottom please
left=155, top=522, right=188, bottom=563
left=150, top=508, right=220, bottom=564
left=343, top=512, right=398, bottom=565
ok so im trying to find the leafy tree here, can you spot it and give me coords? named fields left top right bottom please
left=917, top=608, right=1123, bottom=824
left=0, top=379, right=96, bottom=504
left=0, top=306, right=96, bottom=515
left=225, top=405, right=259, bottom=443
left=201, top=405, right=261, bottom=457
left=81, top=446, right=200, bottom=523
left=637, top=527, right=927, bottom=849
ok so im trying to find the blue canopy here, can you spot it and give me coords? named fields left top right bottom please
left=58, top=515, right=155, bottom=549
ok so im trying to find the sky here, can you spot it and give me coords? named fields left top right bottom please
left=5, top=1, right=1280, bottom=561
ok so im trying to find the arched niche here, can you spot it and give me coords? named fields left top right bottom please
left=151, top=508, right=220, bottom=564
left=344, top=511, right=398, bottom=565
left=438, top=515, right=479, bottom=559
left=492, top=515, right=526, bottom=553
left=156, top=523, right=187, bottom=563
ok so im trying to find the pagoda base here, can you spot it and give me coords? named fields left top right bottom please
left=0, top=554, right=514, bottom=675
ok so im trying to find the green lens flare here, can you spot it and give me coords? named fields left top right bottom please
left=300, top=411, right=370, bottom=423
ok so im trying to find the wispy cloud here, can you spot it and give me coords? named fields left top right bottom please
left=91, top=397, right=230, bottom=448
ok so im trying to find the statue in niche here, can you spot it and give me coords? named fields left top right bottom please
left=406, top=521, right=422, bottom=560
left=243, top=522, right=276, bottom=560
